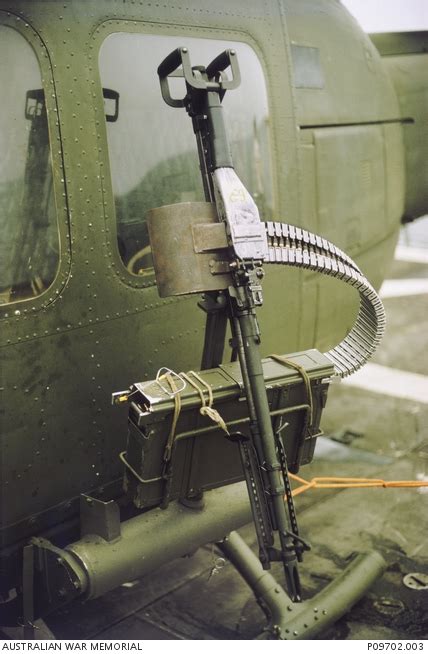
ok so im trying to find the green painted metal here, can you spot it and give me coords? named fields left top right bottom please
left=275, top=550, right=387, bottom=639
left=0, top=0, right=426, bottom=615
left=370, top=31, right=428, bottom=57
left=373, top=39, right=428, bottom=223
left=218, top=530, right=386, bottom=640
left=120, top=349, right=332, bottom=510
left=66, top=482, right=253, bottom=600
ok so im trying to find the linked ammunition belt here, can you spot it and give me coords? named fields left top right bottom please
left=263, top=221, right=385, bottom=378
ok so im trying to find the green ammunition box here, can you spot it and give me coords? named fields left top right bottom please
left=122, top=349, right=333, bottom=509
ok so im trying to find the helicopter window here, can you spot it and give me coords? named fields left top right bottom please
left=0, top=26, right=60, bottom=305
left=99, top=33, right=273, bottom=277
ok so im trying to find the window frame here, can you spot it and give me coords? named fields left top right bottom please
left=93, top=19, right=274, bottom=290
left=0, top=12, right=71, bottom=320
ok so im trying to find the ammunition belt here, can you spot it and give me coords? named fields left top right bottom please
left=263, top=222, right=386, bottom=378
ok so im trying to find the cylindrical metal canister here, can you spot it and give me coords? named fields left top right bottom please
left=146, top=201, right=231, bottom=297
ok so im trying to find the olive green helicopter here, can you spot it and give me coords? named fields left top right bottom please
left=0, top=0, right=427, bottom=640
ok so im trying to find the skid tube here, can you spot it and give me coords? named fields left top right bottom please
left=218, top=530, right=386, bottom=639
left=53, top=482, right=385, bottom=638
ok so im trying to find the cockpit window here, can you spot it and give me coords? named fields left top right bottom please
left=0, top=26, right=60, bottom=305
left=99, top=33, right=273, bottom=277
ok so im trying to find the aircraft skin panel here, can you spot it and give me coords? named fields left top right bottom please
left=284, top=0, right=401, bottom=126
left=370, top=31, right=428, bottom=221
left=0, top=0, right=424, bottom=605
left=0, top=299, right=208, bottom=534
left=370, top=30, right=428, bottom=57
left=380, top=53, right=428, bottom=222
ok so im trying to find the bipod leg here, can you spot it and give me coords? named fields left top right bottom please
left=218, top=531, right=387, bottom=640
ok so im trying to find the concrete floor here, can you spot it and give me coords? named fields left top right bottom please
left=29, top=243, right=427, bottom=641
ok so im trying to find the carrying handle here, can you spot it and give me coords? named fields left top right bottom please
left=157, top=47, right=241, bottom=108
left=206, top=49, right=241, bottom=90
left=158, top=46, right=204, bottom=107
left=157, top=47, right=191, bottom=108
left=157, top=47, right=186, bottom=80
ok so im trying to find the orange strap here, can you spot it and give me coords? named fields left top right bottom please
left=289, top=472, right=428, bottom=497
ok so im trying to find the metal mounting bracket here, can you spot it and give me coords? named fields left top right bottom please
left=80, top=494, right=121, bottom=542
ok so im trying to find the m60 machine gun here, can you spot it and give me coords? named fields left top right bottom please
left=113, top=47, right=387, bottom=619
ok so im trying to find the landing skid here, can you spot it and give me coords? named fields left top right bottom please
left=1, top=484, right=386, bottom=640
left=219, top=531, right=386, bottom=640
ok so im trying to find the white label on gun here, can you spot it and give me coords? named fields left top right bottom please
left=213, top=167, right=268, bottom=260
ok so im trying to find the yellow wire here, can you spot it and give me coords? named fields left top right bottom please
left=288, top=472, right=428, bottom=497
